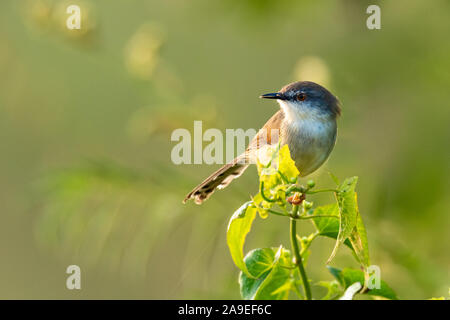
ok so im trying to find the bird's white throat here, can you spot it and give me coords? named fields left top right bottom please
left=278, top=100, right=329, bottom=122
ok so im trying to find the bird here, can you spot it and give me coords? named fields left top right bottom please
left=183, top=81, right=341, bottom=205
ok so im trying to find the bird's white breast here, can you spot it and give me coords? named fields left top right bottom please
left=279, top=101, right=337, bottom=176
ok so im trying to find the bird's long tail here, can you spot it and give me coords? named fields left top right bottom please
left=183, top=159, right=249, bottom=205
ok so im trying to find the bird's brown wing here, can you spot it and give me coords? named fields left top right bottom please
left=244, top=110, right=285, bottom=162
left=183, top=110, right=285, bottom=205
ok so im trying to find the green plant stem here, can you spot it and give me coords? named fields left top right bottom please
left=264, top=208, right=337, bottom=220
left=260, top=182, right=276, bottom=202
left=267, top=209, right=289, bottom=217
left=290, top=206, right=312, bottom=300
left=277, top=170, right=290, bottom=183
left=297, top=232, right=319, bottom=256
left=306, top=188, right=338, bottom=194
left=297, top=214, right=339, bottom=220
left=286, top=186, right=306, bottom=195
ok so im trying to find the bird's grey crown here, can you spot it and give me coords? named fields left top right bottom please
left=280, top=81, right=341, bottom=117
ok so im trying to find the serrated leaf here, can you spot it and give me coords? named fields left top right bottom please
left=239, top=247, right=293, bottom=300
left=327, top=267, right=398, bottom=300
left=328, top=172, right=340, bottom=186
left=327, top=177, right=359, bottom=264
left=311, top=188, right=370, bottom=269
left=348, top=193, right=370, bottom=268
left=227, top=201, right=257, bottom=278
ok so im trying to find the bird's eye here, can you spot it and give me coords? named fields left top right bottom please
left=296, top=92, right=306, bottom=101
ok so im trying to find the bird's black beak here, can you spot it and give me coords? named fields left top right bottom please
left=259, top=92, right=286, bottom=100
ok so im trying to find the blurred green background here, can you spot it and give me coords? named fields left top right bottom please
left=0, top=0, right=448, bottom=299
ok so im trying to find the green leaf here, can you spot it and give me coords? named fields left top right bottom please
left=348, top=193, right=370, bottom=268
left=328, top=172, right=341, bottom=186
left=316, top=280, right=343, bottom=300
left=327, top=267, right=398, bottom=300
left=278, top=145, right=299, bottom=182
left=239, top=247, right=293, bottom=300
left=327, top=266, right=344, bottom=284
left=270, top=278, right=297, bottom=297
left=311, top=204, right=353, bottom=250
left=260, top=167, right=282, bottom=191
left=311, top=203, right=339, bottom=237
left=227, top=201, right=257, bottom=278
left=255, top=144, right=279, bottom=172
left=272, top=185, right=287, bottom=205
left=251, top=193, right=270, bottom=219
left=255, top=145, right=297, bottom=207
left=313, top=199, right=370, bottom=268
left=327, top=177, right=359, bottom=264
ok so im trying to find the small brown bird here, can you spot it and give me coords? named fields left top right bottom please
left=184, top=81, right=341, bottom=205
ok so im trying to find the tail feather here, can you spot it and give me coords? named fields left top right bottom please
left=183, top=161, right=249, bottom=205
